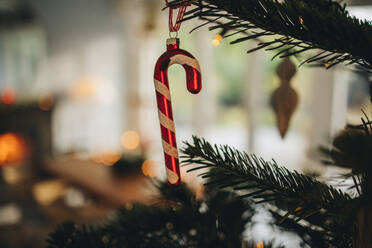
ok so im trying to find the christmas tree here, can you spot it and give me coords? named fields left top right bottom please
left=47, top=0, right=372, bottom=247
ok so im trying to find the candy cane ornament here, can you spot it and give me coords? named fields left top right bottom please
left=154, top=38, right=202, bottom=185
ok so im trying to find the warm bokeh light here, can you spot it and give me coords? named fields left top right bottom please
left=141, top=160, right=157, bottom=178
left=1, top=86, right=15, bottom=105
left=32, top=180, right=66, bottom=206
left=70, top=76, right=98, bottom=100
left=2, top=167, right=22, bottom=184
left=0, top=133, right=26, bottom=166
left=38, top=93, right=54, bottom=111
left=211, top=34, right=223, bottom=47
left=91, top=151, right=121, bottom=166
left=256, top=242, right=264, bottom=248
left=121, top=130, right=140, bottom=150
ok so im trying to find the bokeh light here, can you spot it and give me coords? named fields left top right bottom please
left=211, top=34, right=223, bottom=47
left=1, top=86, right=15, bottom=105
left=2, top=167, right=22, bottom=185
left=121, top=130, right=140, bottom=150
left=0, top=133, right=26, bottom=166
left=32, top=180, right=66, bottom=206
left=91, top=151, right=121, bottom=166
left=69, top=76, right=98, bottom=100
left=38, top=93, right=54, bottom=111
left=141, top=160, right=157, bottom=178
left=256, top=242, right=264, bottom=248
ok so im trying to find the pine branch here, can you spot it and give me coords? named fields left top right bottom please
left=46, top=181, right=260, bottom=248
left=168, top=0, right=372, bottom=72
left=269, top=209, right=353, bottom=248
left=181, top=136, right=354, bottom=228
left=321, top=115, right=372, bottom=197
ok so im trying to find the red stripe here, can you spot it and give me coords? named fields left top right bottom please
left=156, top=92, right=173, bottom=120
left=160, top=125, right=177, bottom=147
left=164, top=153, right=181, bottom=184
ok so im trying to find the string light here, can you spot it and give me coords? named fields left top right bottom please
left=212, top=34, right=223, bottom=47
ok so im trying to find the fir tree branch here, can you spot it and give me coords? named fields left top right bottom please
left=269, top=209, right=353, bottom=248
left=168, top=0, right=372, bottom=72
left=321, top=115, right=372, bottom=200
left=46, top=182, right=260, bottom=248
left=181, top=136, right=354, bottom=226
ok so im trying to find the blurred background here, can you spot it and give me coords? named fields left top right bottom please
left=0, top=0, right=370, bottom=247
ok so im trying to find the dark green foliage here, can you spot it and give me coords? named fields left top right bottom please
left=47, top=222, right=110, bottom=248
left=321, top=116, right=372, bottom=235
left=168, top=0, right=372, bottom=71
left=182, top=136, right=352, bottom=209
left=181, top=136, right=358, bottom=247
left=323, top=118, right=372, bottom=176
left=110, top=155, right=145, bottom=175
left=46, top=181, right=266, bottom=248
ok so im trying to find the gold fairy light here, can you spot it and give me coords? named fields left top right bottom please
left=212, top=34, right=223, bottom=47
left=256, top=242, right=264, bottom=248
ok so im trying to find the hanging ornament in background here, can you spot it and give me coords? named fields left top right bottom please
left=270, top=58, right=298, bottom=138
left=153, top=1, right=202, bottom=185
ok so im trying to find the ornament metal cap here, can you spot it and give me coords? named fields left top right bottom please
left=166, top=38, right=180, bottom=50
left=166, top=38, right=179, bottom=45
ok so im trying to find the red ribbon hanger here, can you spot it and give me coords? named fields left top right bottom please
left=165, top=0, right=191, bottom=33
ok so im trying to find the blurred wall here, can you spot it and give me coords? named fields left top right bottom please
left=21, top=0, right=126, bottom=152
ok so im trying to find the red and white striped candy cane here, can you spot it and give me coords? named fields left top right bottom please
left=154, top=38, right=202, bottom=185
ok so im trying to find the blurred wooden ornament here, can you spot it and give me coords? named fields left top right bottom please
left=270, top=58, right=298, bottom=138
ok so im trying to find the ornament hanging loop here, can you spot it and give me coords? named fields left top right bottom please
left=169, top=31, right=178, bottom=38
left=166, top=0, right=190, bottom=33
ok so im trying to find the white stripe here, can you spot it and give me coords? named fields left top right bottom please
left=162, top=140, right=179, bottom=158
left=154, top=79, right=171, bottom=101
left=166, top=167, right=179, bottom=184
left=169, top=54, right=201, bottom=72
left=158, top=111, right=175, bottom=132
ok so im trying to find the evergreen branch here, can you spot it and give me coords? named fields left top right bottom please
left=169, top=0, right=372, bottom=71
left=269, top=209, right=353, bottom=248
left=321, top=115, right=372, bottom=200
left=181, top=136, right=353, bottom=226
left=46, top=181, right=262, bottom=248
